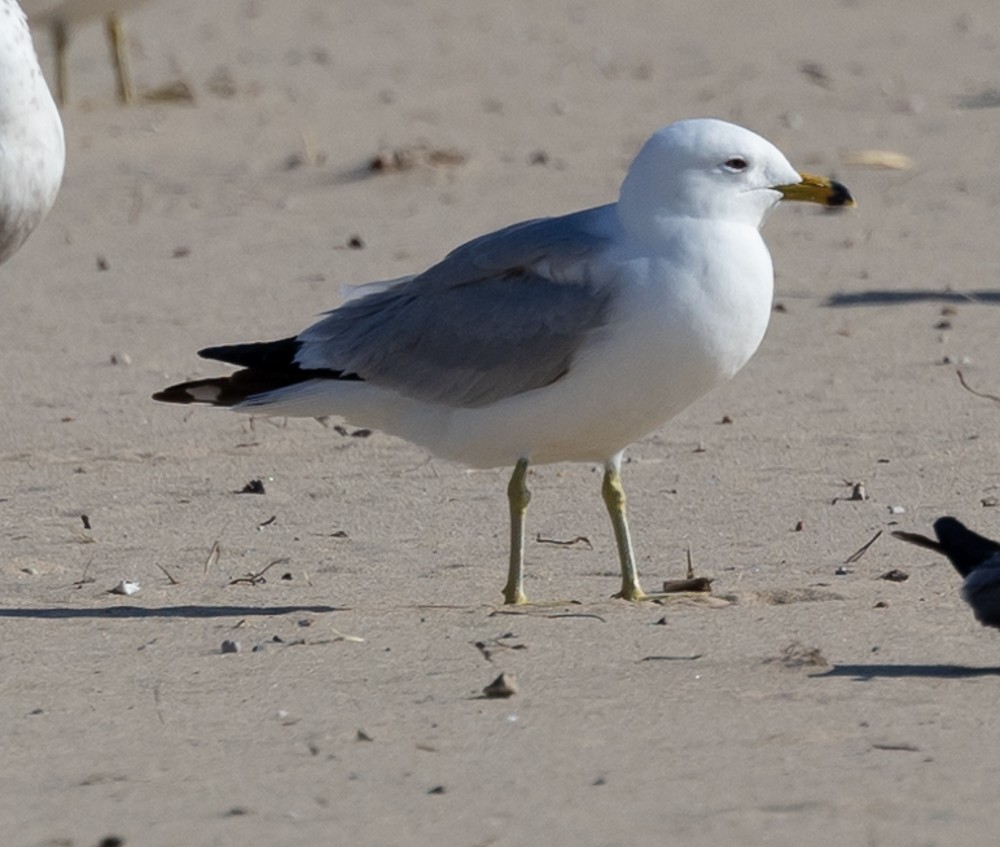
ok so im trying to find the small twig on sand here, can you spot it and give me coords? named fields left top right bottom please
left=72, top=557, right=96, bottom=588
left=536, top=533, right=593, bottom=549
left=957, top=370, right=1000, bottom=405
left=155, top=562, right=180, bottom=585
left=229, top=557, right=290, bottom=586
left=845, top=530, right=883, bottom=564
left=203, top=540, right=221, bottom=574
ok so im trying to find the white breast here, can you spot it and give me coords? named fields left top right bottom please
left=0, top=0, right=64, bottom=264
left=419, top=220, right=775, bottom=468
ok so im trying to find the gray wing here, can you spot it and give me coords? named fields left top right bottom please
left=296, top=206, right=616, bottom=408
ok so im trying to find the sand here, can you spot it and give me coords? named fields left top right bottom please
left=4, top=1, right=1000, bottom=845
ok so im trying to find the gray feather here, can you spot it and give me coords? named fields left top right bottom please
left=296, top=208, right=616, bottom=408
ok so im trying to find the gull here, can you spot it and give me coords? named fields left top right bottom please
left=894, top=517, right=1000, bottom=629
left=0, top=0, right=64, bottom=264
left=24, top=0, right=188, bottom=105
left=155, top=118, right=853, bottom=604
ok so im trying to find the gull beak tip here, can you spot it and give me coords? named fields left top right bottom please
left=778, top=173, right=856, bottom=209
left=825, top=179, right=856, bottom=209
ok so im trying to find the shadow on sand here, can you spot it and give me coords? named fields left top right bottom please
left=825, top=290, right=1000, bottom=308
left=0, top=605, right=342, bottom=620
left=814, top=663, right=1000, bottom=680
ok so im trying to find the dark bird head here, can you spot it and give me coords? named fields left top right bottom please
left=932, top=517, right=1000, bottom=578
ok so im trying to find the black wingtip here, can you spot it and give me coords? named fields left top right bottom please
left=151, top=386, right=189, bottom=404
left=198, top=337, right=301, bottom=368
left=152, top=377, right=236, bottom=406
left=157, top=337, right=365, bottom=410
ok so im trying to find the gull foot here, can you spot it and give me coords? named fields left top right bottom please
left=613, top=585, right=665, bottom=602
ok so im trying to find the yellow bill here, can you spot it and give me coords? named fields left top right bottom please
left=777, top=172, right=855, bottom=208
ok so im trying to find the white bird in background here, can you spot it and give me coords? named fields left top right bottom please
left=23, top=0, right=188, bottom=104
left=0, top=0, right=64, bottom=264
left=894, top=517, right=1000, bottom=630
left=156, top=119, right=854, bottom=604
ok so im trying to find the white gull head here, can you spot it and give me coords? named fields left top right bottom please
left=617, top=118, right=803, bottom=234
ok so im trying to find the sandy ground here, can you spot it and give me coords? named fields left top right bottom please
left=4, top=0, right=1000, bottom=844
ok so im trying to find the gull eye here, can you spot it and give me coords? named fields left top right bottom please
left=723, top=157, right=749, bottom=172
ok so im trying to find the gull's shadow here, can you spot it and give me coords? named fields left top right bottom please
left=0, top=605, right=342, bottom=620
left=813, top=663, right=1000, bottom=680
left=825, top=290, right=1000, bottom=308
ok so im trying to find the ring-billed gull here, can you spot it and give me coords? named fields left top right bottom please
left=0, top=0, right=64, bottom=264
left=155, top=118, right=854, bottom=604
left=894, top=518, right=1000, bottom=629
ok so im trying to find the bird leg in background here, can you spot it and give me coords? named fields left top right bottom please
left=45, top=14, right=128, bottom=105
left=43, top=10, right=191, bottom=107
left=502, top=458, right=531, bottom=604
left=106, top=12, right=134, bottom=105
left=602, top=458, right=646, bottom=601
left=50, top=18, right=69, bottom=105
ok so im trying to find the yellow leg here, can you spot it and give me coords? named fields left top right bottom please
left=501, top=459, right=531, bottom=605
left=51, top=19, right=69, bottom=106
left=602, top=459, right=648, bottom=601
left=106, top=12, right=135, bottom=105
